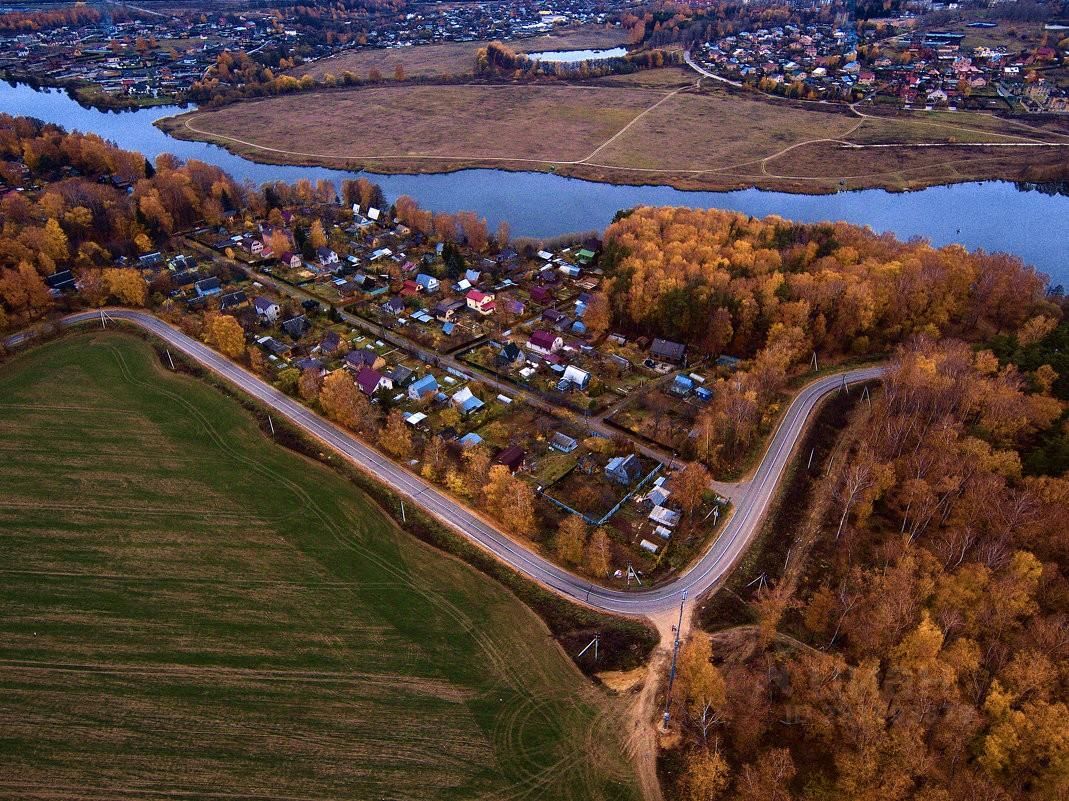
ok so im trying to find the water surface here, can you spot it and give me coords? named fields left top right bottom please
left=523, top=47, right=629, bottom=62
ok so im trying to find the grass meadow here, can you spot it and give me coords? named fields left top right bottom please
left=0, top=332, right=639, bottom=801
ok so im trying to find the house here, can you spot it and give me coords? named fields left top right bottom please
left=497, top=341, right=523, bottom=368
left=317, top=246, right=339, bottom=266
left=45, top=269, right=76, bottom=292
left=345, top=348, right=386, bottom=372
left=384, top=296, right=405, bottom=315
left=318, top=330, right=343, bottom=356
left=279, top=251, right=302, bottom=270
left=219, top=290, right=248, bottom=311
left=293, top=357, right=325, bottom=374
left=605, top=453, right=644, bottom=485
left=388, top=364, right=415, bottom=387
left=649, top=505, right=682, bottom=528
left=281, top=315, right=311, bottom=340
left=433, top=300, right=464, bottom=322
left=550, top=432, right=579, bottom=453
left=451, top=386, right=485, bottom=416
left=505, top=298, right=526, bottom=316
left=494, top=445, right=526, bottom=473
left=668, top=374, right=695, bottom=397
left=355, top=366, right=392, bottom=396
left=466, top=289, right=496, bottom=315
left=458, top=432, right=483, bottom=448
left=408, top=374, right=439, bottom=400
left=651, top=338, right=687, bottom=365
left=195, top=276, right=222, bottom=297
left=527, top=330, right=563, bottom=356
left=253, top=296, right=281, bottom=323
left=530, top=285, right=554, bottom=305
left=415, top=273, right=439, bottom=292
left=400, top=279, right=421, bottom=297
left=562, top=365, right=591, bottom=391
left=258, top=336, right=292, bottom=358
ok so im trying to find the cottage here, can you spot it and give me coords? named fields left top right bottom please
left=649, top=505, right=682, bottom=528
left=317, top=246, right=339, bottom=266
left=281, top=315, right=311, bottom=340
left=550, top=432, right=579, bottom=453
left=408, top=374, right=439, bottom=400
left=668, top=374, right=695, bottom=397
left=279, top=251, right=302, bottom=270
left=345, top=348, right=386, bottom=372
left=451, top=386, right=485, bottom=416
left=219, top=290, right=248, bottom=312
left=433, top=300, right=464, bottom=322
left=458, top=432, right=483, bottom=448
left=562, top=365, right=591, bottom=391
left=415, top=273, right=439, bottom=292
left=466, top=289, right=496, bottom=316
left=258, top=336, right=291, bottom=358
left=388, top=364, right=415, bottom=387
left=651, top=338, right=687, bottom=365
left=494, top=445, right=526, bottom=473
left=497, top=341, right=523, bottom=367
left=45, top=270, right=76, bottom=292
left=318, top=330, right=343, bottom=356
left=384, top=296, right=405, bottom=315
left=605, top=453, right=644, bottom=485
left=527, top=330, right=563, bottom=356
left=355, top=366, right=392, bottom=396
left=195, top=277, right=222, bottom=297
left=530, top=285, right=553, bottom=304
left=253, top=296, right=281, bottom=323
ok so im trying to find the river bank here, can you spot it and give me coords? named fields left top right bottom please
left=4, top=80, right=1068, bottom=283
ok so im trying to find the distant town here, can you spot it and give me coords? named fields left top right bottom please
left=691, top=7, right=1068, bottom=112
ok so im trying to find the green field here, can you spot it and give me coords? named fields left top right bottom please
left=0, top=332, right=639, bottom=800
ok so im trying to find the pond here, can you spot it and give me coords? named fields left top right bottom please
left=522, top=47, right=629, bottom=62
left=2, top=80, right=1067, bottom=284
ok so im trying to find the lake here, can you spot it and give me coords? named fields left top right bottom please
left=2, top=80, right=1067, bottom=284
left=523, top=47, right=629, bottom=62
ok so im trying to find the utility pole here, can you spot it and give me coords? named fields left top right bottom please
left=662, top=589, right=688, bottom=729
left=166, top=349, right=176, bottom=371
left=811, top=350, right=819, bottom=372
left=400, top=500, right=407, bottom=524
left=267, top=415, right=275, bottom=436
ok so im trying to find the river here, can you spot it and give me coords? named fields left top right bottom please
left=3, top=81, right=1067, bottom=284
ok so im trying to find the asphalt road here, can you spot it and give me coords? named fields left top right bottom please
left=5, top=311, right=884, bottom=615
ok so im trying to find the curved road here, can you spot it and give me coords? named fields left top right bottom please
left=6, top=311, right=884, bottom=615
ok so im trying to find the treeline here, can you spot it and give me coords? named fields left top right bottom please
left=668, top=331, right=1069, bottom=800
left=595, top=206, right=1053, bottom=469
left=475, top=40, right=682, bottom=80
left=0, top=6, right=134, bottom=33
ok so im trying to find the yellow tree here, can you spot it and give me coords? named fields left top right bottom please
left=319, top=369, right=369, bottom=431
left=676, top=462, right=710, bottom=517
left=379, top=410, right=413, bottom=459
left=298, top=366, right=322, bottom=401
left=681, top=747, right=730, bottom=801
left=102, top=268, right=148, bottom=306
left=308, top=219, right=328, bottom=250
left=555, top=514, right=587, bottom=565
left=205, top=313, right=246, bottom=358
left=584, top=526, right=612, bottom=577
left=677, top=634, right=728, bottom=744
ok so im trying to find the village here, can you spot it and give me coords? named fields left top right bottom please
left=41, top=189, right=733, bottom=585
left=690, top=12, right=1069, bottom=112
left=0, top=0, right=621, bottom=108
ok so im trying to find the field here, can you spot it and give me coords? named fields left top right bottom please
left=0, top=332, right=639, bottom=801
left=295, top=25, right=627, bottom=80
left=165, top=73, right=1069, bottom=192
